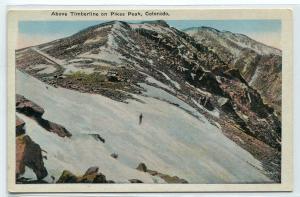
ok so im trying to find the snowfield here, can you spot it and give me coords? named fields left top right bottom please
left=16, top=70, right=271, bottom=183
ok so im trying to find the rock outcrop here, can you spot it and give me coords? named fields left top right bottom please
left=136, top=162, right=147, bottom=172
left=129, top=179, right=143, bottom=183
left=88, top=133, right=105, bottom=143
left=16, top=117, right=48, bottom=181
left=21, top=135, right=48, bottom=179
left=136, top=163, right=188, bottom=183
left=16, top=116, right=25, bottom=136
left=56, top=170, right=78, bottom=183
left=16, top=94, right=72, bottom=137
left=16, top=94, right=45, bottom=117
left=57, top=167, right=114, bottom=183
left=16, top=135, right=26, bottom=177
left=37, top=119, right=72, bottom=138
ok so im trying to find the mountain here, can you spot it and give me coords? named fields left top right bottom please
left=184, top=26, right=282, bottom=117
left=15, top=20, right=281, bottom=183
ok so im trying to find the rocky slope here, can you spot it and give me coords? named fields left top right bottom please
left=185, top=27, right=282, bottom=117
left=15, top=20, right=281, bottom=183
left=16, top=94, right=72, bottom=138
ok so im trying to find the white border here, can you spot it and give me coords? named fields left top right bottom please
left=1, top=2, right=300, bottom=197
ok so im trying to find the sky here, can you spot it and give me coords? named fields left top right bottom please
left=18, top=20, right=281, bottom=49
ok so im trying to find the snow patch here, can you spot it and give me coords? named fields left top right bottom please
left=249, top=66, right=263, bottom=85
left=218, top=97, right=229, bottom=106
left=145, top=76, right=175, bottom=92
left=64, top=64, right=95, bottom=75
left=36, top=65, right=57, bottom=74
left=159, top=71, right=181, bottom=89
left=19, top=166, right=37, bottom=180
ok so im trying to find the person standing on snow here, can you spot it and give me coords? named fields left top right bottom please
left=139, top=113, right=143, bottom=125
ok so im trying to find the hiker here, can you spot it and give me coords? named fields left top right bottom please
left=139, top=113, right=143, bottom=125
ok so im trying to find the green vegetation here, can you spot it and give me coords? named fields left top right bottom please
left=66, top=71, right=106, bottom=84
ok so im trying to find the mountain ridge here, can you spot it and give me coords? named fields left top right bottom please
left=184, top=26, right=281, bottom=52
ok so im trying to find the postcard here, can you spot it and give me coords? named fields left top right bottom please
left=7, top=6, right=293, bottom=192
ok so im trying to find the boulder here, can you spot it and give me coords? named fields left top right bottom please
left=84, top=166, right=99, bottom=176
left=158, top=174, right=188, bottom=184
left=16, top=135, right=48, bottom=180
left=16, top=136, right=26, bottom=177
left=16, top=116, right=25, bottom=136
left=56, top=170, right=78, bottom=183
left=92, top=173, right=107, bottom=183
left=37, top=119, right=72, bottom=138
left=110, top=153, right=118, bottom=159
left=57, top=167, right=113, bottom=183
left=136, top=163, right=147, bottom=172
left=16, top=94, right=44, bottom=118
left=23, top=136, right=48, bottom=180
left=135, top=162, right=188, bottom=183
left=88, top=134, right=105, bottom=143
left=79, top=170, right=107, bottom=183
left=129, top=179, right=143, bottom=183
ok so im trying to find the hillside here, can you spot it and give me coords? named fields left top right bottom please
left=185, top=27, right=282, bottom=116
